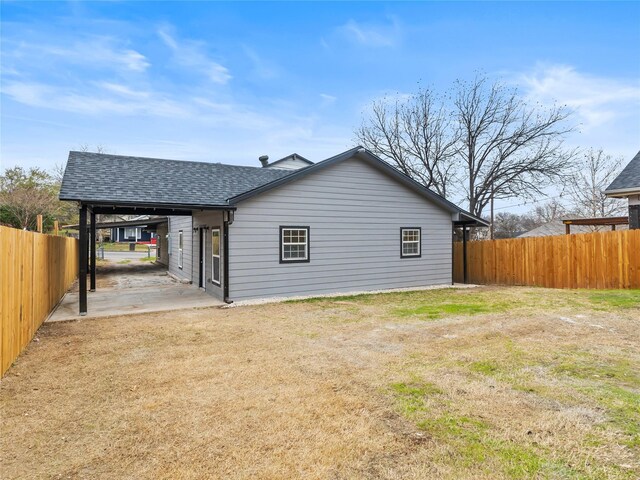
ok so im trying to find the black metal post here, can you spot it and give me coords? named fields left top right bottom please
left=462, top=225, right=468, bottom=284
left=79, top=204, right=88, bottom=315
left=90, top=210, right=96, bottom=292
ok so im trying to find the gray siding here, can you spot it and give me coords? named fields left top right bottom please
left=192, top=211, right=225, bottom=300
left=156, top=222, right=169, bottom=266
left=167, top=215, right=193, bottom=282
left=228, top=157, right=453, bottom=301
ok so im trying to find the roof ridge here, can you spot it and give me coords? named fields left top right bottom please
left=68, top=151, right=268, bottom=171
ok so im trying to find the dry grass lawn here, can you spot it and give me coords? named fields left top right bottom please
left=1, top=286, right=638, bottom=479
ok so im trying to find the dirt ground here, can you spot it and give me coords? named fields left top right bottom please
left=1, top=286, right=638, bottom=479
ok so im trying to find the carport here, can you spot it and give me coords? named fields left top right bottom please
left=59, top=151, right=235, bottom=316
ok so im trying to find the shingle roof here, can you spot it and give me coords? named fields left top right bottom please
left=605, top=150, right=640, bottom=193
left=59, top=151, right=293, bottom=207
left=59, top=147, right=486, bottom=226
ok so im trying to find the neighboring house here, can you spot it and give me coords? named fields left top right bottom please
left=605, top=150, right=640, bottom=229
left=111, top=226, right=154, bottom=243
left=519, top=219, right=628, bottom=237
left=60, top=146, right=485, bottom=304
left=108, top=215, right=155, bottom=243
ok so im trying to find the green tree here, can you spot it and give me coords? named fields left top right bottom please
left=0, top=166, right=73, bottom=231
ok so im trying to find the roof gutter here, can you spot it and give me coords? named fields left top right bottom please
left=604, top=187, right=640, bottom=197
left=60, top=198, right=237, bottom=211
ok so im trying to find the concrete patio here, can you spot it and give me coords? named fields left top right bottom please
left=47, top=262, right=224, bottom=322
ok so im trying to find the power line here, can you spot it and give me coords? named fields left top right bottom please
left=493, top=193, right=566, bottom=211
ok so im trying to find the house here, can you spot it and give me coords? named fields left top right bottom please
left=108, top=215, right=156, bottom=243
left=605, top=150, right=640, bottom=229
left=519, top=220, right=593, bottom=237
left=519, top=218, right=628, bottom=237
left=60, top=146, right=486, bottom=309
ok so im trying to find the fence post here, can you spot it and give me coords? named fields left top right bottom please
left=37, top=215, right=43, bottom=233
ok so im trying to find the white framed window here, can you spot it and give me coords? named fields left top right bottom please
left=280, top=226, right=310, bottom=263
left=125, top=227, right=136, bottom=239
left=401, top=227, right=421, bottom=258
left=178, top=230, right=184, bottom=269
left=211, top=228, right=221, bottom=285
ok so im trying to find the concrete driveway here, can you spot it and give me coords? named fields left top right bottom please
left=48, top=261, right=223, bottom=322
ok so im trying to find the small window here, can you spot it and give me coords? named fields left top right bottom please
left=178, top=230, right=184, bottom=269
left=401, top=227, right=421, bottom=258
left=211, top=228, right=221, bottom=285
left=280, top=226, right=310, bottom=263
left=125, top=227, right=136, bottom=239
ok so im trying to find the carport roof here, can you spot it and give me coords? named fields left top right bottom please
left=60, top=151, right=292, bottom=208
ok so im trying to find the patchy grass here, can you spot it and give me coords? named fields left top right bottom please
left=588, top=290, right=640, bottom=309
left=395, top=300, right=510, bottom=320
left=390, top=379, right=572, bottom=479
left=139, top=256, right=157, bottom=263
left=116, top=259, right=131, bottom=264
left=290, top=288, right=520, bottom=320
left=2, top=286, right=638, bottom=479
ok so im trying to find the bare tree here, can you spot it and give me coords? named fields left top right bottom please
left=454, top=76, right=575, bottom=218
left=532, top=199, right=569, bottom=223
left=567, top=148, right=626, bottom=219
left=356, top=89, right=458, bottom=198
left=78, top=144, right=109, bottom=154
left=356, top=75, right=576, bottom=222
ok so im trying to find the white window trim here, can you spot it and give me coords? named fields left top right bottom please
left=401, top=227, right=421, bottom=258
left=178, top=230, right=184, bottom=269
left=280, top=226, right=310, bottom=263
left=211, top=228, right=221, bottom=286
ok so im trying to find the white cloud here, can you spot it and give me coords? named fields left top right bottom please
left=98, top=82, right=151, bottom=98
left=337, top=17, right=402, bottom=47
left=157, top=26, right=232, bottom=84
left=516, top=64, right=640, bottom=158
left=518, top=64, right=640, bottom=131
left=242, top=46, right=279, bottom=80
left=6, top=38, right=150, bottom=73
left=320, top=93, right=337, bottom=105
left=2, top=81, right=192, bottom=118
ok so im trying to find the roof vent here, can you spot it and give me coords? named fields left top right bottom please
left=259, top=155, right=269, bottom=167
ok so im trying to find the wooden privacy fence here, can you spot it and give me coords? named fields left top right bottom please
left=453, top=229, right=640, bottom=289
left=1, top=226, right=79, bottom=376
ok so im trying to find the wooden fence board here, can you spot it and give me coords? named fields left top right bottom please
left=0, top=226, right=78, bottom=376
left=453, top=230, right=640, bottom=289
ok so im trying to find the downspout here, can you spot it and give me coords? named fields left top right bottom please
left=223, top=211, right=232, bottom=303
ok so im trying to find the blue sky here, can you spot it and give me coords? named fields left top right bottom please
left=1, top=1, right=639, bottom=208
